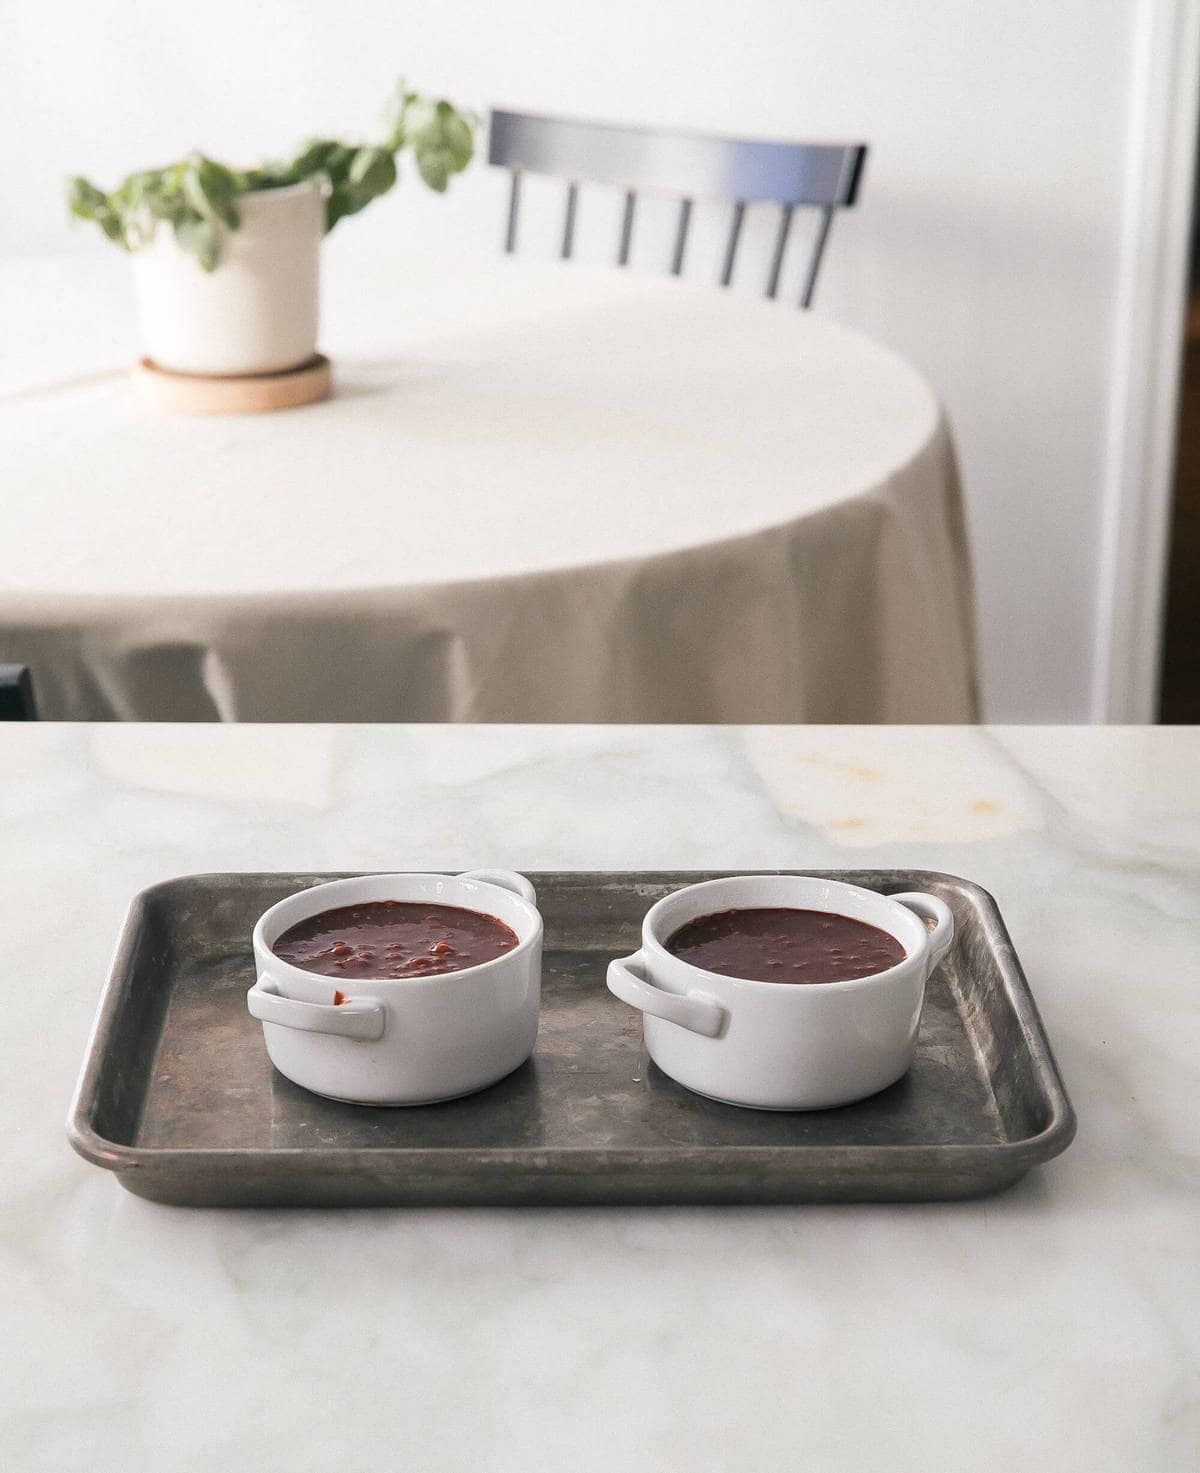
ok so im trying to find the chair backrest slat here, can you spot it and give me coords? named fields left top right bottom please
left=561, top=181, right=579, bottom=259
left=617, top=190, right=637, bottom=267
left=765, top=203, right=795, bottom=301
left=670, top=198, right=693, bottom=277
left=799, top=205, right=836, bottom=310
left=489, top=109, right=866, bottom=306
left=504, top=169, right=522, bottom=254
left=719, top=201, right=746, bottom=288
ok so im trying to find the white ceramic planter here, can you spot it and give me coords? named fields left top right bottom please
left=607, top=875, right=955, bottom=1111
left=131, top=179, right=323, bottom=376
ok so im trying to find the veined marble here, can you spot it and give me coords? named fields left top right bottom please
left=1, top=725, right=1197, bottom=1471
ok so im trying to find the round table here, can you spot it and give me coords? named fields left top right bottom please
left=0, top=245, right=977, bottom=721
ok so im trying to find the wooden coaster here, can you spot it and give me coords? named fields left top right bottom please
left=133, top=354, right=332, bottom=414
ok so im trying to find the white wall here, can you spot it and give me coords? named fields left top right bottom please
left=1, top=0, right=1176, bottom=720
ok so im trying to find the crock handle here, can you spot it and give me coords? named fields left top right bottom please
left=606, top=951, right=726, bottom=1038
left=246, top=975, right=386, bottom=1040
left=891, top=892, right=955, bottom=971
left=458, top=869, right=537, bottom=905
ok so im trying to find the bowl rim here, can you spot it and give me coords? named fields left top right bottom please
left=639, top=874, right=930, bottom=994
left=252, top=871, right=543, bottom=990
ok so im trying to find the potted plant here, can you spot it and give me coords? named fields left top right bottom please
left=67, top=84, right=475, bottom=379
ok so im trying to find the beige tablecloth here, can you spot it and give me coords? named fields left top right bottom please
left=0, top=249, right=977, bottom=720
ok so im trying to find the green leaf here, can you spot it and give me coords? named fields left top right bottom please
left=348, top=145, right=397, bottom=198
left=383, top=82, right=416, bottom=151
left=415, top=148, right=451, bottom=192
left=173, top=213, right=220, bottom=271
left=406, top=98, right=475, bottom=188
left=189, top=157, right=241, bottom=227
left=284, top=139, right=346, bottom=183
left=99, top=214, right=128, bottom=246
left=322, top=145, right=356, bottom=185
left=325, top=185, right=366, bottom=231
left=123, top=170, right=164, bottom=206
left=440, top=111, right=474, bottom=171
left=238, top=166, right=275, bottom=191
left=66, top=176, right=109, bottom=220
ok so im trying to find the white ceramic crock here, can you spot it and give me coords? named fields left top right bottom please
left=247, top=870, right=542, bottom=1106
left=607, top=875, right=954, bottom=1111
left=131, top=179, right=323, bottom=376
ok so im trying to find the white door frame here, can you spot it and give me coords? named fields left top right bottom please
left=1092, top=0, right=1200, bottom=722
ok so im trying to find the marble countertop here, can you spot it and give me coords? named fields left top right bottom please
left=2, top=724, right=1197, bottom=1470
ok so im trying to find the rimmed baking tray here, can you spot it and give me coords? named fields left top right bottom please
left=68, top=870, right=1075, bottom=1206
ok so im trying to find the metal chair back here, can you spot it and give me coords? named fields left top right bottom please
left=488, top=109, right=866, bottom=308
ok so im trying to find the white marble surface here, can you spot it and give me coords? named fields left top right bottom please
left=1, top=724, right=1197, bottom=1470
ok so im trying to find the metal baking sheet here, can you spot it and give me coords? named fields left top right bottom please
left=68, top=870, right=1075, bottom=1206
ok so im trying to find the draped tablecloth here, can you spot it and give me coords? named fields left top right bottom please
left=0, top=246, right=977, bottom=720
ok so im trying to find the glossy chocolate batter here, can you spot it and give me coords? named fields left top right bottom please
left=273, top=901, right=519, bottom=980
left=665, top=907, right=905, bottom=983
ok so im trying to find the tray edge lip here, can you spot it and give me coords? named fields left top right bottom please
left=913, top=867, right=1078, bottom=1159
left=66, top=867, right=1077, bottom=1177
left=65, top=1130, right=1074, bottom=1177
left=66, top=872, right=232, bottom=1171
